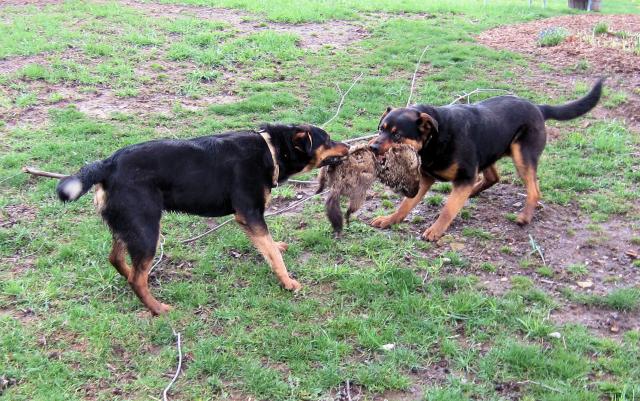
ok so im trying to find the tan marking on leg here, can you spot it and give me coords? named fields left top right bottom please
left=471, top=164, right=500, bottom=197
left=93, top=184, right=107, bottom=213
left=264, top=187, right=272, bottom=208
left=109, top=237, right=131, bottom=279
left=235, top=213, right=300, bottom=291
left=372, top=174, right=435, bottom=228
left=129, top=257, right=171, bottom=315
left=511, top=143, right=541, bottom=225
left=422, top=182, right=474, bottom=241
left=274, top=241, right=288, bottom=253
left=433, top=162, right=459, bottom=181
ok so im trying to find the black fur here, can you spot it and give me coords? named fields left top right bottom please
left=369, top=78, right=604, bottom=240
left=57, top=123, right=349, bottom=313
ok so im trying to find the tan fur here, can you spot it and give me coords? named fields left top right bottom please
left=93, top=184, right=107, bottom=213
left=375, top=144, right=421, bottom=198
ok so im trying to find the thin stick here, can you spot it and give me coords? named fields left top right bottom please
left=150, top=234, right=166, bottom=273
left=181, top=218, right=234, bottom=244
left=287, top=179, right=317, bottom=184
left=346, top=380, right=352, bottom=401
left=181, top=190, right=330, bottom=244
left=343, top=133, right=377, bottom=144
left=321, top=72, right=363, bottom=128
left=22, top=166, right=68, bottom=179
left=448, top=88, right=512, bottom=106
left=406, top=45, right=429, bottom=107
left=0, top=171, right=23, bottom=185
left=162, top=329, right=183, bottom=401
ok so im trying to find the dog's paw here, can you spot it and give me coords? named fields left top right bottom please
left=422, top=225, right=445, bottom=242
left=515, top=213, right=531, bottom=226
left=284, top=279, right=302, bottom=292
left=151, top=303, right=172, bottom=316
left=274, top=241, right=289, bottom=253
left=371, top=214, right=400, bottom=229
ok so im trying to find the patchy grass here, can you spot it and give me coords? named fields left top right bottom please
left=1, top=1, right=639, bottom=400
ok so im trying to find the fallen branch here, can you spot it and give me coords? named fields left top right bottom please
left=22, top=166, right=67, bottom=179
left=321, top=72, right=364, bottom=128
left=181, top=190, right=331, bottom=243
left=150, top=234, right=166, bottom=274
left=448, top=88, right=513, bottom=106
left=162, top=329, right=183, bottom=401
left=406, top=45, right=430, bottom=107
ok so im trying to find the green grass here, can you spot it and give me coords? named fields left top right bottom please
left=1, top=0, right=640, bottom=400
left=537, top=27, right=569, bottom=47
left=593, top=21, right=609, bottom=35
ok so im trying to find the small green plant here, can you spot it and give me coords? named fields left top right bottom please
left=567, top=263, right=588, bottom=277
left=593, top=21, right=608, bottom=35
left=538, top=27, right=568, bottom=47
left=604, top=91, right=628, bottom=109
left=462, top=227, right=492, bottom=240
left=480, top=262, right=497, bottom=272
left=536, top=266, right=554, bottom=278
left=500, top=246, right=513, bottom=255
left=460, top=208, right=472, bottom=220
left=426, top=194, right=444, bottom=206
left=614, top=30, right=629, bottom=39
left=574, top=58, right=590, bottom=71
left=631, top=237, right=640, bottom=245
left=505, top=213, right=517, bottom=222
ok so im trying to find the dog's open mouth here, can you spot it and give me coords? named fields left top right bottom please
left=320, top=155, right=347, bottom=167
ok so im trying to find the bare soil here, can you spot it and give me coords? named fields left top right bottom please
left=119, top=0, right=369, bottom=50
left=478, top=14, right=640, bottom=131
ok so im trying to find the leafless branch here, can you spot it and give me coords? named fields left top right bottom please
left=321, top=72, right=364, bottom=128
left=22, top=166, right=68, bottom=179
left=448, top=88, right=513, bottom=106
left=162, top=329, right=183, bottom=401
left=406, top=45, right=430, bottom=107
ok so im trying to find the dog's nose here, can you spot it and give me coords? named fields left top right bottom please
left=369, top=142, right=380, bottom=154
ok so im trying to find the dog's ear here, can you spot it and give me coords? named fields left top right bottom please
left=378, top=106, right=393, bottom=129
left=294, top=130, right=314, bottom=155
left=417, top=112, right=438, bottom=136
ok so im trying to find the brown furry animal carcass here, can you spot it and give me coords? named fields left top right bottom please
left=318, top=143, right=421, bottom=234
left=317, top=144, right=377, bottom=234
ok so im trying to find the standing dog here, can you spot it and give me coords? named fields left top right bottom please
left=369, top=79, right=603, bottom=241
left=57, top=124, right=349, bottom=315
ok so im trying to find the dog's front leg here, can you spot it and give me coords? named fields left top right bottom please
left=371, top=174, right=434, bottom=228
left=235, top=212, right=300, bottom=291
left=422, top=181, right=474, bottom=241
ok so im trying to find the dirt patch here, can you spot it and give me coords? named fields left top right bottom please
left=477, top=14, right=640, bottom=131
left=119, top=0, right=369, bottom=50
left=551, top=304, right=640, bottom=337
left=0, top=0, right=61, bottom=8
left=351, top=181, right=640, bottom=329
left=0, top=203, right=37, bottom=228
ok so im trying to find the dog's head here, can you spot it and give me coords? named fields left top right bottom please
left=369, top=107, right=438, bottom=158
left=291, top=125, right=350, bottom=171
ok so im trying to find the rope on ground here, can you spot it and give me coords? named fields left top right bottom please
left=406, top=45, right=430, bottom=107
left=321, top=72, right=364, bottom=128
left=528, top=234, right=546, bottom=266
left=162, top=329, right=183, bottom=401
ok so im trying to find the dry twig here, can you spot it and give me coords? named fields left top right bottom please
left=162, top=329, right=183, bottom=401
left=22, top=166, right=68, bottom=179
left=448, top=88, right=513, bottom=106
left=321, top=72, right=364, bottom=128
left=406, top=45, right=430, bottom=107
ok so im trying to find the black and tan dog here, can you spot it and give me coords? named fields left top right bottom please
left=57, top=124, right=349, bottom=315
left=369, top=79, right=603, bottom=241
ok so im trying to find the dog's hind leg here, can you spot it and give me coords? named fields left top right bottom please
left=510, top=142, right=541, bottom=226
left=470, top=164, right=499, bottom=197
left=109, top=237, right=131, bottom=279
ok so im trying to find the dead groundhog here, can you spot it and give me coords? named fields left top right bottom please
left=318, top=143, right=421, bottom=234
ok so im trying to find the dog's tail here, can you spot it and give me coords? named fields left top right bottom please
left=538, top=78, right=604, bottom=121
left=57, top=160, right=110, bottom=202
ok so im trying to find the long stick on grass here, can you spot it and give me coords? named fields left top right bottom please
left=406, top=45, right=429, bottom=107
left=321, top=72, right=364, bottom=128
left=162, top=329, right=183, bottom=401
left=22, top=166, right=68, bottom=179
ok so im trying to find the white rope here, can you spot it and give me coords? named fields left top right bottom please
left=149, top=234, right=166, bottom=273
left=162, top=329, right=183, bottom=401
